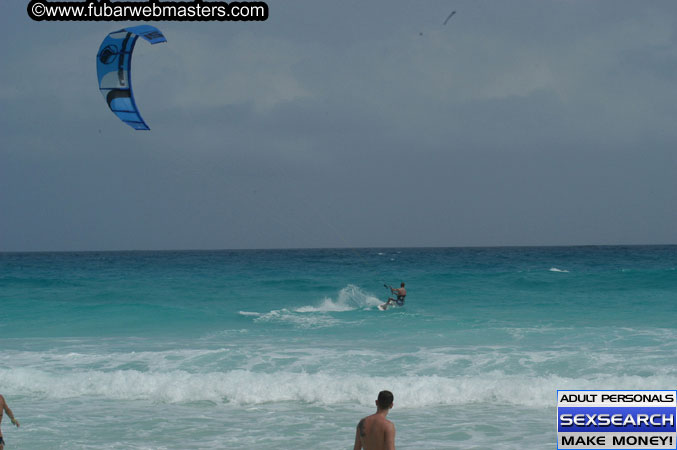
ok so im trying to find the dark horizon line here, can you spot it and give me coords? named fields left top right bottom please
left=1, top=243, right=675, bottom=255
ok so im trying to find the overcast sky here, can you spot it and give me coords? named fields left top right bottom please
left=1, top=0, right=676, bottom=251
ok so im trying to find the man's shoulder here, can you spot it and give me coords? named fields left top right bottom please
left=357, top=413, right=380, bottom=426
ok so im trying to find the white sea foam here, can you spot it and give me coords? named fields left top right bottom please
left=253, top=309, right=341, bottom=328
left=295, top=284, right=381, bottom=312
left=3, top=367, right=674, bottom=409
left=0, top=347, right=235, bottom=374
left=549, top=267, right=569, bottom=272
left=294, top=298, right=354, bottom=313
left=240, top=285, right=382, bottom=326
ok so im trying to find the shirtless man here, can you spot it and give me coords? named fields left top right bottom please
left=0, top=395, right=19, bottom=450
left=353, top=390, right=396, bottom=450
left=383, top=283, right=406, bottom=310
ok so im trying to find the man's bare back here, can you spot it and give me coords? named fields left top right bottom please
left=355, top=413, right=395, bottom=450
left=354, top=391, right=396, bottom=450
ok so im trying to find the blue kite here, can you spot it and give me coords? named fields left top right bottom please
left=96, top=25, right=166, bottom=130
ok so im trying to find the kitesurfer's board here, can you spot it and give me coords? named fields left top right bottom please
left=378, top=303, right=387, bottom=311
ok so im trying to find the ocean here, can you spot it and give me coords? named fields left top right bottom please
left=1, top=246, right=676, bottom=449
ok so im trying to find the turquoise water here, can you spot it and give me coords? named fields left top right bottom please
left=1, top=246, right=676, bottom=449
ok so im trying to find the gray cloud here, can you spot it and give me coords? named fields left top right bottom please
left=2, top=0, right=676, bottom=251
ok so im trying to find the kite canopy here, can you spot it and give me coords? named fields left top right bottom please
left=96, top=25, right=166, bottom=130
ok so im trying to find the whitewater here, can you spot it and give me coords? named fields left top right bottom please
left=1, top=246, right=676, bottom=449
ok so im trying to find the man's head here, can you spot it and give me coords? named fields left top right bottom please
left=376, top=390, right=394, bottom=410
left=400, top=282, right=405, bottom=287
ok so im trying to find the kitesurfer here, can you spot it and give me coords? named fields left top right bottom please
left=383, top=283, right=406, bottom=309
